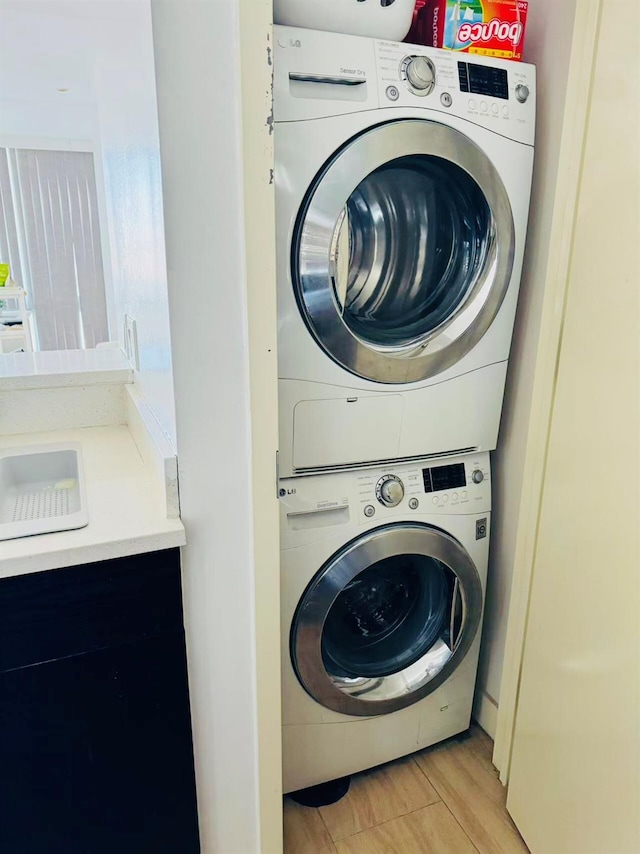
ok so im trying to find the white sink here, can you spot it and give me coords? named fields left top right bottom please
left=0, top=443, right=88, bottom=540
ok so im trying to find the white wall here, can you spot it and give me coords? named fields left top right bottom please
left=475, top=0, right=578, bottom=723
left=0, top=2, right=100, bottom=141
left=94, top=2, right=176, bottom=447
left=152, top=1, right=281, bottom=852
left=0, top=103, right=98, bottom=144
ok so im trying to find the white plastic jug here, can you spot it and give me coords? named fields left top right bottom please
left=274, top=0, right=416, bottom=42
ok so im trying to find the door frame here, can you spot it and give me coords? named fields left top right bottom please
left=492, top=0, right=602, bottom=784
left=238, top=3, right=283, bottom=851
left=152, top=2, right=282, bottom=852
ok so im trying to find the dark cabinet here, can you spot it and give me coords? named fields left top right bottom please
left=0, top=550, right=200, bottom=854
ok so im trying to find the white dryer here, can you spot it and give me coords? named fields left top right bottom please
left=279, top=451, right=490, bottom=793
left=275, top=26, right=535, bottom=477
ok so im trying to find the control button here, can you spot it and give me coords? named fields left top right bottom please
left=404, top=55, right=436, bottom=95
left=440, top=92, right=452, bottom=107
left=468, top=98, right=477, bottom=110
left=386, top=85, right=400, bottom=101
left=408, top=497, right=419, bottom=510
left=364, top=504, right=375, bottom=518
left=502, top=105, right=510, bottom=117
left=442, top=494, right=449, bottom=503
left=491, top=103, right=499, bottom=115
left=452, top=492, right=459, bottom=501
left=381, top=480, right=404, bottom=506
left=480, top=100, right=488, bottom=112
left=462, top=490, right=468, bottom=499
left=472, top=469, right=484, bottom=484
left=515, top=84, right=530, bottom=103
left=432, top=497, right=439, bottom=505
left=375, top=474, right=405, bottom=507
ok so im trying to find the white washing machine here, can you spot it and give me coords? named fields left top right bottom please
left=275, top=26, right=535, bottom=477
left=279, top=451, right=490, bottom=792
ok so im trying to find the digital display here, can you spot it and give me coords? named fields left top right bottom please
left=423, top=463, right=466, bottom=493
left=458, top=62, right=509, bottom=100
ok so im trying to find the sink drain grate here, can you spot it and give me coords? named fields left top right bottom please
left=12, top=487, right=72, bottom=522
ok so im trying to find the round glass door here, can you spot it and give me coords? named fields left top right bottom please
left=331, top=156, right=491, bottom=348
left=294, top=120, right=515, bottom=384
left=291, top=523, right=483, bottom=717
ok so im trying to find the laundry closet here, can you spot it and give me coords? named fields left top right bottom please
left=271, top=15, right=534, bottom=809
left=151, top=1, right=638, bottom=852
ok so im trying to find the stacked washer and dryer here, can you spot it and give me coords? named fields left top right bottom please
left=274, top=25, right=535, bottom=793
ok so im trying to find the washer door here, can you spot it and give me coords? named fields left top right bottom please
left=293, top=119, right=515, bottom=384
left=290, top=522, right=483, bottom=717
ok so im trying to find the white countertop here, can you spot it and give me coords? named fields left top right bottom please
left=0, top=348, right=133, bottom=390
left=0, top=425, right=185, bottom=578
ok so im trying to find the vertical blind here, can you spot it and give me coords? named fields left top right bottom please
left=0, top=148, right=109, bottom=350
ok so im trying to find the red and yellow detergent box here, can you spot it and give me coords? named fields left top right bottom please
left=407, top=0, right=528, bottom=61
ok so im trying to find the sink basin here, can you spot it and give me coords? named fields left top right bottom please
left=0, top=443, right=88, bottom=540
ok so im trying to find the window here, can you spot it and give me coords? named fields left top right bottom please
left=0, top=148, right=109, bottom=350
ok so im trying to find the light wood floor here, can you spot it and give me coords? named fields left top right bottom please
left=283, top=725, right=529, bottom=853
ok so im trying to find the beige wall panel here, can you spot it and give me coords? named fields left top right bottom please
left=506, top=2, right=640, bottom=851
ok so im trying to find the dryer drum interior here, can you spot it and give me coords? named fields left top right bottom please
left=293, top=119, right=516, bottom=384
left=330, top=156, right=491, bottom=347
left=290, top=522, right=483, bottom=717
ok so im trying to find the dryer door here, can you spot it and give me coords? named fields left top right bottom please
left=290, top=522, right=483, bottom=716
left=293, top=119, right=515, bottom=384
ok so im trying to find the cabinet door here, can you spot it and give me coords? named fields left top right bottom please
left=0, top=631, right=200, bottom=854
left=0, top=549, right=186, bottom=673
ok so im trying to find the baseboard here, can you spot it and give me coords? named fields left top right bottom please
left=473, top=689, right=498, bottom=740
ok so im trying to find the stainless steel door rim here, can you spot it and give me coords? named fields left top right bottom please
left=291, top=522, right=483, bottom=717
left=294, top=119, right=516, bottom=384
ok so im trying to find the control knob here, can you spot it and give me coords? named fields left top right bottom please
left=375, top=474, right=405, bottom=507
left=403, top=55, right=436, bottom=96
left=471, top=469, right=484, bottom=484
left=515, top=84, right=530, bottom=103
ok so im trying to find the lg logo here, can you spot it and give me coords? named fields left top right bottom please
left=278, top=487, right=297, bottom=497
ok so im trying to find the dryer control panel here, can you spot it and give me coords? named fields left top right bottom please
left=375, top=39, right=535, bottom=146
left=274, top=25, right=535, bottom=146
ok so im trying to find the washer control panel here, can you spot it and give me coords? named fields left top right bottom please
left=356, top=453, right=491, bottom=521
left=279, top=452, right=491, bottom=545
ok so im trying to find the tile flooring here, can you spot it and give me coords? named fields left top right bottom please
left=283, top=725, right=529, bottom=853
